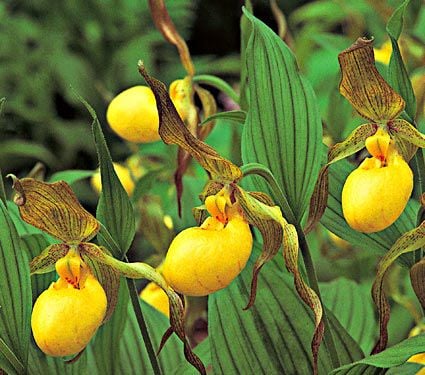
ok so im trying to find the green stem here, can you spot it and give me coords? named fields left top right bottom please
left=241, top=162, right=341, bottom=369
left=193, top=74, right=239, bottom=103
left=0, top=337, right=24, bottom=375
left=296, top=225, right=341, bottom=369
left=240, top=163, right=297, bottom=224
left=97, top=225, right=162, bottom=375
left=126, top=274, right=163, bottom=375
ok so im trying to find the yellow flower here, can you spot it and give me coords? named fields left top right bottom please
left=374, top=40, right=392, bottom=65
left=342, top=130, right=413, bottom=233
left=107, top=81, right=191, bottom=144
left=162, top=190, right=253, bottom=296
left=91, top=162, right=135, bottom=196
left=140, top=282, right=170, bottom=317
left=31, top=250, right=107, bottom=357
left=107, top=86, right=161, bottom=143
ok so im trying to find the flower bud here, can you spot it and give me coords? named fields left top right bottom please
left=106, top=86, right=161, bottom=143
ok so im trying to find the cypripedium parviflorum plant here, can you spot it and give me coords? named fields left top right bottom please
left=307, top=38, right=425, bottom=235
left=3, top=0, right=425, bottom=374
left=306, top=37, right=425, bottom=357
left=8, top=175, right=205, bottom=373
left=137, top=62, right=325, bottom=374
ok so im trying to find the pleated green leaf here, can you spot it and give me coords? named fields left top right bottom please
left=0, top=201, right=32, bottom=374
left=117, top=299, right=184, bottom=374
left=90, top=281, right=184, bottom=374
left=387, top=0, right=416, bottom=121
left=174, top=339, right=211, bottom=375
left=77, top=95, right=135, bottom=256
left=322, top=158, right=419, bottom=268
left=239, top=1, right=253, bottom=111
left=28, top=340, right=88, bottom=375
left=208, top=244, right=363, bottom=374
left=89, top=281, right=133, bottom=374
left=321, top=278, right=377, bottom=353
left=241, top=9, right=322, bottom=223
left=331, top=334, right=425, bottom=374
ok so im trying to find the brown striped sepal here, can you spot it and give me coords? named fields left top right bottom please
left=9, top=176, right=99, bottom=243
left=338, top=37, right=405, bottom=122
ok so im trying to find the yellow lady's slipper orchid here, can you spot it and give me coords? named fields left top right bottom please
left=162, top=191, right=253, bottom=296
left=408, top=353, right=425, bottom=374
left=140, top=282, right=170, bottom=317
left=107, top=86, right=161, bottom=143
left=91, top=162, right=135, bottom=196
left=169, top=79, right=191, bottom=122
left=31, top=252, right=107, bottom=357
left=107, top=81, right=191, bottom=144
left=374, top=40, right=392, bottom=65
left=342, top=130, right=413, bottom=233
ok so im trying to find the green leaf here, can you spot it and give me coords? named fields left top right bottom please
left=117, top=299, right=185, bottom=373
left=0, top=169, right=6, bottom=206
left=200, top=110, right=246, bottom=127
left=174, top=338, right=211, bottom=375
left=0, top=201, right=31, bottom=374
left=387, top=362, right=424, bottom=374
left=208, top=244, right=363, bottom=374
left=387, top=0, right=416, bottom=120
left=0, top=337, right=25, bottom=375
left=0, top=140, right=56, bottom=167
left=6, top=202, right=46, bottom=237
left=193, top=74, right=239, bottom=103
left=89, top=281, right=185, bottom=374
left=235, top=187, right=325, bottom=373
left=331, top=334, right=425, bottom=374
left=321, top=278, right=377, bottom=353
left=372, top=220, right=425, bottom=353
left=48, top=170, right=94, bottom=185
left=77, top=95, right=135, bottom=256
left=28, top=342, right=88, bottom=375
left=90, top=280, right=132, bottom=374
left=239, top=1, right=253, bottom=111
left=322, top=157, right=419, bottom=268
left=241, top=9, right=322, bottom=223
